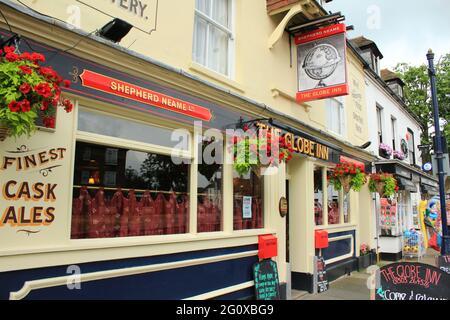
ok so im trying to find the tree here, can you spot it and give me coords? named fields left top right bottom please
left=394, top=53, right=450, bottom=162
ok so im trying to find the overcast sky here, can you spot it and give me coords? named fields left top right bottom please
left=321, top=0, right=450, bottom=70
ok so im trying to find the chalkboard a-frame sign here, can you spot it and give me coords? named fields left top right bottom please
left=253, top=259, right=281, bottom=300
left=316, top=256, right=329, bottom=293
left=375, top=262, right=450, bottom=300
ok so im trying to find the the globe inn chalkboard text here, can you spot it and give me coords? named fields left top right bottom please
left=375, top=262, right=450, bottom=300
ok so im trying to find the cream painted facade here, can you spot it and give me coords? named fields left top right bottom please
left=10, top=0, right=369, bottom=146
left=0, top=0, right=375, bottom=299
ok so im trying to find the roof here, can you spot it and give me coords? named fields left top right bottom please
left=346, top=41, right=424, bottom=129
left=381, top=69, right=405, bottom=85
left=350, top=36, right=384, bottom=59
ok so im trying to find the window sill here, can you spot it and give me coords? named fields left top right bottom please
left=189, top=62, right=245, bottom=94
left=315, top=224, right=357, bottom=232
left=0, top=228, right=274, bottom=258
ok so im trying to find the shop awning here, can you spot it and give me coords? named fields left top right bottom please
left=397, top=177, right=417, bottom=192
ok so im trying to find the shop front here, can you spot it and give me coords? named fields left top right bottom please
left=0, top=2, right=377, bottom=300
left=284, top=141, right=373, bottom=292
left=0, top=22, right=291, bottom=299
left=374, top=161, right=437, bottom=261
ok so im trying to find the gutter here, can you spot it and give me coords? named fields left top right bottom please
left=0, top=0, right=375, bottom=159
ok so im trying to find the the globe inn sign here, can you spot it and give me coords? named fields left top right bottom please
left=295, top=23, right=349, bottom=103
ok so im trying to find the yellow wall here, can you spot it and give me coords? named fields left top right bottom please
left=0, top=1, right=374, bottom=286
left=12, top=0, right=369, bottom=146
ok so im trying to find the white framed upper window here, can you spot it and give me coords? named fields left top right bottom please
left=327, top=97, right=345, bottom=136
left=193, top=0, right=234, bottom=77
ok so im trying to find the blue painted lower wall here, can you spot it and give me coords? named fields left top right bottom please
left=0, top=245, right=258, bottom=300
left=317, top=230, right=356, bottom=261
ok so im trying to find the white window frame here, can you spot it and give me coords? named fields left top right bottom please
left=326, top=97, right=346, bottom=137
left=193, top=0, right=235, bottom=78
left=314, top=165, right=353, bottom=229
left=376, top=104, right=384, bottom=145
left=391, top=116, right=397, bottom=151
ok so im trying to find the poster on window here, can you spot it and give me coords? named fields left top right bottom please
left=243, top=196, right=252, bottom=219
left=295, top=23, right=349, bottom=103
left=380, top=198, right=399, bottom=236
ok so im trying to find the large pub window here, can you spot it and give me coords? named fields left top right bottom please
left=71, top=109, right=191, bottom=239
left=198, top=135, right=223, bottom=233
left=233, top=169, right=264, bottom=231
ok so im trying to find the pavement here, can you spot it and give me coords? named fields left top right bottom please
left=294, top=249, right=441, bottom=300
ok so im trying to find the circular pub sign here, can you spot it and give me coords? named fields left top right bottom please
left=279, top=197, right=288, bottom=218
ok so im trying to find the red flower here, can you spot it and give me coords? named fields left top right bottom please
left=19, top=52, right=32, bottom=61
left=41, top=100, right=50, bottom=111
left=43, top=116, right=56, bottom=128
left=63, top=99, right=74, bottom=113
left=5, top=52, right=19, bottom=62
left=34, top=83, right=53, bottom=98
left=8, top=100, right=20, bottom=112
left=18, top=65, right=33, bottom=75
left=3, top=46, right=16, bottom=54
left=20, top=99, right=31, bottom=113
left=31, top=52, right=45, bottom=63
left=39, top=66, right=57, bottom=79
left=19, top=83, right=31, bottom=94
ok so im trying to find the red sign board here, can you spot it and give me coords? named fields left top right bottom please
left=295, top=23, right=349, bottom=103
left=80, top=70, right=213, bottom=121
left=258, top=235, right=278, bottom=260
left=315, top=230, right=329, bottom=249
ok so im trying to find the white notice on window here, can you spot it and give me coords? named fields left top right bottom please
left=243, top=196, right=252, bottom=219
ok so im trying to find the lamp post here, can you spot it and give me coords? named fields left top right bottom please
left=427, top=49, right=449, bottom=255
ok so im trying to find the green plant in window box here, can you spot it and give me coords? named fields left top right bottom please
left=0, top=45, right=74, bottom=141
left=328, top=162, right=367, bottom=193
left=368, top=173, right=399, bottom=198
left=229, top=124, right=293, bottom=177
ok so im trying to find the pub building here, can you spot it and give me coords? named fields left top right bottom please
left=0, top=1, right=376, bottom=299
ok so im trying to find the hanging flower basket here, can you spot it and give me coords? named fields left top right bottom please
left=369, top=173, right=398, bottom=197
left=0, top=45, right=74, bottom=140
left=379, top=143, right=393, bottom=159
left=328, top=162, right=367, bottom=194
left=229, top=124, right=294, bottom=177
left=393, top=150, right=406, bottom=161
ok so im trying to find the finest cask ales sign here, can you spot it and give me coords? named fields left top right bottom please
left=0, top=145, right=66, bottom=233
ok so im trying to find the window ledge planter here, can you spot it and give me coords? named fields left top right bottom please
left=358, top=254, right=371, bottom=270
left=378, top=144, right=393, bottom=159
left=393, top=150, right=406, bottom=161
